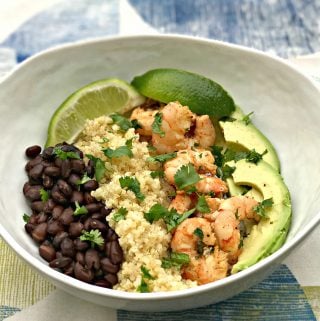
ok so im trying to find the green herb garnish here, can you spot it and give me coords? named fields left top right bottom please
left=146, top=152, right=177, bottom=163
left=211, top=145, right=224, bottom=167
left=73, top=201, right=88, bottom=216
left=151, top=112, right=165, bottom=137
left=245, top=149, right=267, bottom=164
left=137, top=278, right=150, bottom=293
left=141, top=266, right=155, bottom=280
left=174, top=164, right=201, bottom=190
left=40, top=188, right=49, bottom=202
left=196, top=195, right=210, bottom=213
left=112, top=207, right=128, bottom=222
left=53, top=147, right=81, bottom=160
left=161, top=252, right=190, bottom=269
left=77, top=173, right=91, bottom=185
left=254, top=198, right=274, bottom=218
left=80, top=229, right=104, bottom=248
left=193, top=227, right=205, bottom=255
left=119, top=176, right=145, bottom=201
left=242, top=111, right=254, bottom=125
left=110, top=113, right=134, bottom=132
left=23, top=213, right=30, bottom=223
left=103, top=145, right=133, bottom=159
left=86, top=154, right=106, bottom=182
left=150, top=170, right=164, bottom=179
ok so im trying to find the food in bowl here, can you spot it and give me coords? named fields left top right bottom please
left=22, top=68, right=291, bottom=293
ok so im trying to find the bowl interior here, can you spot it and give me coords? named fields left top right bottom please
left=0, top=35, right=320, bottom=294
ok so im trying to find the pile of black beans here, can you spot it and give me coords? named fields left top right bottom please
left=23, top=143, right=123, bottom=288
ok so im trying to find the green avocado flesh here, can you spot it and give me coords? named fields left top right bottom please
left=230, top=159, right=291, bottom=274
left=219, top=106, right=280, bottom=172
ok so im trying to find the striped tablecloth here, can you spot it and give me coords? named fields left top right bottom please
left=0, top=0, right=320, bottom=320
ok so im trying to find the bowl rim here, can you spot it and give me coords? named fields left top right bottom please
left=1, top=33, right=320, bottom=301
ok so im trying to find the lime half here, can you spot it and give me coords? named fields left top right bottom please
left=46, top=78, right=145, bottom=146
left=131, top=68, right=235, bottom=117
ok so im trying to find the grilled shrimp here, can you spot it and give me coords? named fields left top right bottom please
left=130, top=107, right=157, bottom=136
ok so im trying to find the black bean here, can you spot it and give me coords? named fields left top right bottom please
left=90, top=219, right=107, bottom=232
left=91, top=212, right=104, bottom=220
left=60, top=237, right=75, bottom=258
left=94, top=269, right=104, bottom=279
left=68, top=173, right=81, bottom=189
left=24, top=185, right=42, bottom=201
left=108, top=241, right=123, bottom=265
left=70, top=191, right=84, bottom=204
left=25, top=155, right=42, bottom=171
left=83, top=218, right=93, bottom=231
left=83, top=180, right=99, bottom=192
left=51, top=205, right=63, bottom=219
left=26, top=145, right=42, bottom=158
left=49, top=257, right=72, bottom=269
left=29, top=214, right=38, bottom=225
left=43, top=199, right=56, bottom=214
left=31, top=201, right=44, bottom=213
left=86, top=203, right=103, bottom=213
left=64, top=261, right=75, bottom=276
left=44, top=166, right=61, bottom=177
left=86, top=160, right=95, bottom=177
left=25, top=223, right=35, bottom=234
left=42, top=147, right=54, bottom=160
left=47, top=220, right=64, bottom=235
left=28, top=164, right=44, bottom=180
left=76, top=252, right=85, bottom=265
left=100, top=257, right=119, bottom=274
left=41, top=160, right=53, bottom=168
left=74, top=262, right=94, bottom=283
left=57, top=179, right=73, bottom=197
left=106, top=228, right=118, bottom=241
left=52, top=231, right=68, bottom=249
left=54, top=157, right=63, bottom=168
left=95, top=279, right=112, bottom=288
left=70, top=159, right=85, bottom=174
left=42, top=175, right=54, bottom=189
left=84, top=192, right=95, bottom=204
left=51, top=185, right=67, bottom=205
left=23, top=182, right=31, bottom=195
left=31, top=222, right=48, bottom=242
left=37, top=212, right=48, bottom=223
left=74, top=239, right=89, bottom=251
left=56, top=251, right=63, bottom=259
left=61, top=159, right=71, bottom=178
left=104, top=273, right=118, bottom=286
left=61, top=144, right=81, bottom=154
left=85, top=249, right=100, bottom=270
left=68, top=222, right=84, bottom=238
left=100, top=207, right=112, bottom=217
left=39, top=241, right=56, bottom=262
left=59, top=207, right=74, bottom=226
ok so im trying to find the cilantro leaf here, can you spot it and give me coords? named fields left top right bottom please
left=254, top=198, right=274, bottom=218
left=73, top=201, right=88, bottom=216
left=193, top=227, right=205, bottom=255
left=112, top=207, right=128, bottom=222
left=216, top=164, right=236, bottom=180
left=53, top=147, right=81, bottom=160
left=150, top=170, right=164, bottom=179
left=103, top=145, right=133, bottom=159
left=40, top=188, right=49, bottom=202
left=165, top=208, right=195, bottom=232
left=110, top=113, right=134, bottom=132
left=77, top=173, right=91, bottom=185
left=23, top=213, right=30, bottom=223
left=137, top=278, right=150, bottom=293
left=151, top=112, right=165, bottom=137
left=86, top=154, right=106, bottom=182
left=144, top=204, right=168, bottom=223
left=242, top=111, right=254, bottom=125
left=80, top=229, right=104, bottom=248
left=141, top=266, right=155, bottom=280
left=146, top=152, right=177, bottom=163
left=119, top=176, right=145, bottom=201
left=245, top=149, right=267, bottom=164
left=211, top=145, right=224, bottom=167
left=131, top=119, right=142, bottom=130
left=196, top=195, right=210, bottom=213
left=98, top=137, right=110, bottom=144
left=174, top=164, right=201, bottom=190
left=161, top=252, right=190, bottom=269
left=193, top=227, right=204, bottom=239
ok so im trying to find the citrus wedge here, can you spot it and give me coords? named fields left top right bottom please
left=46, top=78, right=145, bottom=146
left=131, top=68, right=235, bottom=116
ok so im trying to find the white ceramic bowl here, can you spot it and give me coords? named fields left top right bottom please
left=1, top=35, right=320, bottom=312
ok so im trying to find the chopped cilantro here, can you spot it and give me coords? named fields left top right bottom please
left=109, top=113, right=134, bottom=132
left=131, top=119, right=142, bottom=130
left=151, top=112, right=165, bottom=137
left=211, top=145, right=224, bottom=167
left=119, top=176, right=145, bottom=201
left=216, top=164, right=236, bottom=180
left=196, top=195, right=210, bottom=213
left=193, top=227, right=205, bottom=255
left=147, top=152, right=177, bottom=163
left=73, top=201, right=88, bottom=216
left=174, top=164, right=201, bottom=190
left=40, top=188, right=49, bottom=202
left=112, top=207, right=128, bottom=222
left=77, top=173, right=91, bottom=185
left=80, top=229, right=104, bottom=248
left=23, top=213, right=30, bottom=223
left=137, top=278, right=150, bottom=293
left=86, top=154, right=106, bottom=182
left=141, top=266, right=155, bottom=280
left=98, top=137, right=110, bottom=144
left=150, top=170, right=164, bottom=179
left=242, top=111, right=254, bottom=125
left=245, top=149, right=267, bottom=164
left=193, top=227, right=204, bottom=239
left=103, top=145, right=133, bottom=159
left=254, top=198, right=274, bottom=218
left=220, top=116, right=236, bottom=122
left=53, top=147, right=81, bottom=160
left=161, top=252, right=190, bottom=269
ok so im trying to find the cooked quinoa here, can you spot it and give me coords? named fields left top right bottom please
left=75, top=116, right=197, bottom=292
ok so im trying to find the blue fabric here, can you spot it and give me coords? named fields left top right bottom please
left=118, top=265, right=316, bottom=321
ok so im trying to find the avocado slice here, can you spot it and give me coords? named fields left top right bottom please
left=219, top=106, right=280, bottom=172
left=229, top=159, right=291, bottom=274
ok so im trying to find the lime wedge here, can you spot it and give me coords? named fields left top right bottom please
left=46, top=78, right=145, bottom=146
left=131, top=68, right=235, bottom=117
